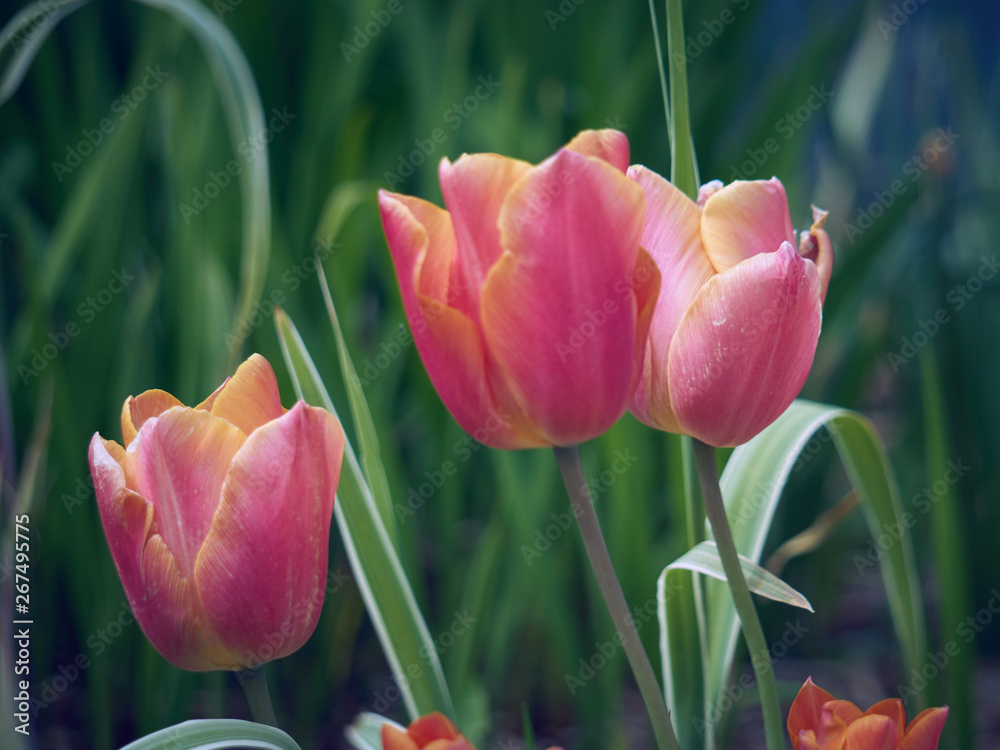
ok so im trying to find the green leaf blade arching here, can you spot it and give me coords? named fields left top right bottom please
left=275, top=308, right=455, bottom=722
left=117, top=719, right=302, bottom=750
left=701, top=400, right=926, bottom=739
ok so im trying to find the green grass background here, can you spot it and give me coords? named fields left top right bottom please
left=1, top=0, right=998, bottom=747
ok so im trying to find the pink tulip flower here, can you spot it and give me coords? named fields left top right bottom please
left=88, top=354, right=345, bottom=671
left=788, top=678, right=948, bottom=750
left=627, top=169, right=834, bottom=447
left=378, top=129, right=660, bottom=449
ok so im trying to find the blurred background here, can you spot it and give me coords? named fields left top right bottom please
left=1, top=0, right=998, bottom=747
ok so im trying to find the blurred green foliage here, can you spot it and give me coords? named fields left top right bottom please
left=1, top=0, right=997, bottom=747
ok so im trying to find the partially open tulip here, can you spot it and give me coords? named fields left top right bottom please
left=627, top=169, right=833, bottom=447
left=379, top=130, right=660, bottom=449
left=382, top=712, right=474, bottom=750
left=788, top=677, right=948, bottom=750
left=88, top=354, right=345, bottom=671
left=381, top=713, right=564, bottom=750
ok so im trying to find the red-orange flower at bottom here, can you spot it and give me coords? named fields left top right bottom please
left=382, top=713, right=565, bottom=750
left=788, top=678, right=948, bottom=750
left=382, top=713, right=473, bottom=750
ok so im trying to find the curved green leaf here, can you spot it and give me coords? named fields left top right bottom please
left=705, top=399, right=926, bottom=724
left=666, top=541, right=813, bottom=612
left=118, top=719, right=301, bottom=750
left=275, top=308, right=455, bottom=721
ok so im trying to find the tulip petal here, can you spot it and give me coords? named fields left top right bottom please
left=565, top=128, right=630, bottom=173
left=700, top=177, right=796, bottom=274
left=481, top=148, right=648, bottom=445
left=439, top=154, right=532, bottom=317
left=194, top=403, right=344, bottom=665
left=127, top=407, right=246, bottom=579
left=845, top=714, right=899, bottom=750
left=788, top=678, right=838, bottom=750
left=383, top=725, right=420, bottom=750
left=796, top=731, right=825, bottom=750
left=203, top=353, right=285, bottom=436
left=798, top=205, right=833, bottom=303
left=408, top=713, right=462, bottom=744
left=863, top=698, right=906, bottom=737
left=90, top=435, right=230, bottom=671
left=626, top=165, right=714, bottom=432
left=380, top=189, right=541, bottom=448
left=899, top=707, right=949, bottom=750
left=121, top=390, right=183, bottom=448
left=667, top=242, right=822, bottom=446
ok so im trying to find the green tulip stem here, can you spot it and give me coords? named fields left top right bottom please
left=236, top=666, right=279, bottom=728
left=553, top=446, right=679, bottom=750
left=692, top=439, right=784, bottom=750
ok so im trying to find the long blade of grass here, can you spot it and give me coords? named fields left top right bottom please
left=0, top=0, right=92, bottom=106
left=275, top=308, right=454, bottom=720
left=130, top=0, right=271, bottom=372
left=919, top=347, right=973, bottom=748
left=664, top=0, right=699, bottom=197
left=705, top=399, right=927, bottom=723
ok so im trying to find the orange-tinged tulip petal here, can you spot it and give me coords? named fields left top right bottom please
left=383, top=712, right=474, bottom=750
left=700, top=177, right=796, bottom=274
left=864, top=699, right=906, bottom=737
left=439, top=154, right=532, bottom=316
left=121, top=389, right=183, bottom=448
left=379, top=190, right=539, bottom=449
left=482, top=147, right=652, bottom=445
left=626, top=165, right=714, bottom=433
left=383, top=724, right=421, bottom=750
left=126, top=407, right=246, bottom=579
left=898, top=707, right=949, bottom=750
left=667, top=242, right=821, bottom=446
left=799, top=206, right=833, bottom=303
left=789, top=678, right=838, bottom=750
left=797, top=730, right=825, bottom=750
left=89, top=355, right=344, bottom=672
left=565, top=128, right=631, bottom=173
left=844, top=715, right=899, bottom=750
left=194, top=402, right=344, bottom=666
left=202, top=353, right=285, bottom=436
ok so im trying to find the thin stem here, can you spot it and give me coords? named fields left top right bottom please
left=553, top=446, right=679, bottom=750
left=236, top=666, right=278, bottom=728
left=692, top=439, right=784, bottom=750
